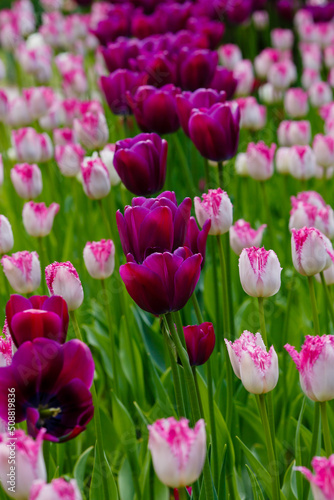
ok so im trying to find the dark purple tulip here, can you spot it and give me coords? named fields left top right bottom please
left=186, top=17, right=225, bottom=50
left=176, top=88, right=226, bottom=137
left=131, top=11, right=162, bottom=40
left=116, top=191, right=192, bottom=263
left=304, top=4, right=334, bottom=22
left=0, top=338, right=94, bottom=442
left=157, top=2, right=192, bottom=33
left=6, top=295, right=69, bottom=348
left=209, top=67, right=238, bottom=100
left=114, top=133, right=168, bottom=196
left=101, top=69, right=146, bottom=116
left=177, top=48, right=218, bottom=91
left=276, top=0, right=295, bottom=21
left=120, top=247, right=202, bottom=315
left=100, top=39, right=140, bottom=73
left=189, top=101, right=240, bottom=162
left=252, top=0, right=267, bottom=10
left=185, top=217, right=211, bottom=268
left=131, top=52, right=177, bottom=88
left=90, top=5, right=132, bottom=45
left=183, top=322, right=216, bottom=366
left=225, top=0, right=253, bottom=24
left=127, top=84, right=180, bottom=134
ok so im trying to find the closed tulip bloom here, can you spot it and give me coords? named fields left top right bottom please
left=292, top=226, right=334, bottom=276
left=194, top=188, right=233, bottom=236
left=296, top=455, right=334, bottom=500
left=275, top=147, right=291, bottom=174
left=209, top=67, right=237, bottom=100
left=219, top=44, right=242, bottom=70
left=148, top=418, right=206, bottom=488
left=268, top=61, right=297, bottom=90
left=233, top=59, right=254, bottom=97
left=183, top=322, right=215, bottom=366
left=285, top=335, right=334, bottom=402
left=29, top=478, right=82, bottom=500
left=22, top=202, right=59, bottom=237
left=99, top=144, right=120, bottom=186
left=289, top=145, right=316, bottom=180
left=55, top=143, right=85, bottom=177
left=1, top=251, right=41, bottom=294
left=226, top=331, right=279, bottom=394
left=6, top=294, right=69, bottom=347
left=313, top=134, right=334, bottom=168
left=23, top=86, right=54, bottom=120
left=292, top=190, right=327, bottom=210
left=0, top=216, right=14, bottom=255
left=309, top=81, right=332, bottom=108
left=271, top=28, right=294, bottom=50
left=230, top=220, right=266, bottom=256
left=239, top=247, right=282, bottom=297
left=284, top=88, right=309, bottom=118
left=254, top=48, right=280, bottom=80
left=113, top=133, right=167, bottom=196
left=289, top=201, right=334, bottom=239
left=81, top=154, right=110, bottom=200
left=189, top=102, right=240, bottom=162
left=7, top=96, right=31, bottom=128
left=74, top=111, right=109, bottom=150
left=83, top=239, right=115, bottom=280
left=10, top=163, right=42, bottom=200
left=100, top=69, right=144, bottom=115
left=246, top=142, right=276, bottom=181
left=12, top=128, right=42, bottom=163
left=302, top=68, right=320, bottom=90
left=235, top=153, right=249, bottom=176
left=45, top=261, right=83, bottom=311
left=277, top=120, right=311, bottom=146
left=39, top=133, right=53, bottom=163
left=0, top=321, right=13, bottom=367
left=236, top=97, right=266, bottom=131
left=177, top=48, right=218, bottom=91
left=120, top=248, right=202, bottom=315
left=184, top=217, right=211, bottom=268
left=53, top=128, right=76, bottom=146
left=0, top=429, right=46, bottom=500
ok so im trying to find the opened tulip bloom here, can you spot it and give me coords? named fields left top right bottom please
left=83, top=239, right=115, bottom=280
left=194, top=188, right=233, bottom=235
left=295, top=455, right=334, bottom=500
left=6, top=294, right=69, bottom=347
left=148, top=417, right=206, bottom=488
left=0, top=216, right=14, bottom=255
left=113, top=133, right=167, bottom=196
left=230, top=220, right=266, bottom=256
left=1, top=251, right=41, bottom=294
left=22, top=201, right=59, bottom=237
left=183, top=322, right=215, bottom=366
left=285, top=335, right=334, bottom=402
left=239, top=247, right=282, bottom=297
left=0, top=338, right=94, bottom=442
left=226, top=331, right=279, bottom=394
left=291, top=227, right=334, bottom=276
left=45, top=261, right=83, bottom=311
left=29, top=478, right=82, bottom=500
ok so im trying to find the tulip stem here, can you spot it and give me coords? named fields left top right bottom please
left=307, top=276, right=320, bottom=336
left=70, top=311, right=84, bottom=342
left=218, top=161, right=224, bottom=188
left=38, top=237, right=48, bottom=295
left=204, top=158, right=210, bottom=189
left=256, top=394, right=281, bottom=500
left=192, top=367, right=204, bottom=418
left=174, top=310, right=187, bottom=350
left=191, top=294, right=204, bottom=323
left=320, top=271, right=334, bottom=325
left=98, top=199, right=113, bottom=240
left=224, top=232, right=235, bottom=339
left=258, top=298, right=267, bottom=346
left=302, top=402, right=320, bottom=500
left=179, top=488, right=188, bottom=500
left=101, top=279, right=119, bottom=395
left=320, top=401, right=332, bottom=457
left=259, top=181, right=274, bottom=250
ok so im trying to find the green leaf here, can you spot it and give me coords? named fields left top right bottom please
left=245, top=465, right=265, bottom=500
left=74, top=446, right=94, bottom=495
left=235, top=437, right=271, bottom=497
left=282, top=460, right=298, bottom=500
left=89, top=446, right=119, bottom=500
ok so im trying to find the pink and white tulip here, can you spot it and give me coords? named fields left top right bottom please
left=289, top=201, right=334, bottom=239
left=252, top=11, right=269, bottom=30
left=1, top=250, right=41, bottom=293
left=0, top=320, right=13, bottom=368
left=7, top=96, right=31, bottom=127
left=233, top=60, right=254, bottom=97
left=219, top=44, right=242, bottom=70
left=296, top=455, right=334, bottom=500
left=268, top=60, right=297, bottom=90
left=254, top=48, right=280, bottom=79
left=292, top=191, right=326, bottom=209
left=291, top=226, right=334, bottom=276
left=239, top=247, right=282, bottom=297
left=277, top=121, right=311, bottom=147
left=148, top=418, right=206, bottom=488
left=235, top=153, right=249, bottom=176
left=300, top=42, right=322, bottom=71
left=309, top=82, right=332, bottom=108
left=74, top=111, right=109, bottom=150
left=0, top=216, right=14, bottom=255
left=83, top=239, right=115, bottom=280
left=99, top=144, right=121, bottom=186
left=301, top=68, right=320, bottom=90
left=23, top=87, right=54, bottom=120
left=275, top=147, right=291, bottom=175
left=284, top=88, right=309, bottom=118
left=10, top=163, right=42, bottom=200
left=324, top=46, right=334, bottom=69
left=53, top=128, right=76, bottom=146
left=271, top=28, right=294, bottom=50
left=258, top=83, right=282, bottom=105
left=226, top=331, right=279, bottom=394
left=45, top=261, right=83, bottom=310
left=22, top=201, right=59, bottom=237
left=236, top=97, right=266, bottom=131
left=313, top=134, right=334, bottom=168
left=55, top=143, right=85, bottom=177
left=12, top=128, right=52, bottom=163
left=230, top=220, right=266, bottom=256
left=194, top=188, right=233, bottom=236
left=246, top=142, right=276, bottom=181
left=29, top=478, right=82, bottom=500
left=81, top=154, right=111, bottom=199
left=288, top=145, right=316, bottom=180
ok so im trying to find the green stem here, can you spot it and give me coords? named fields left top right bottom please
left=191, top=294, right=203, bottom=323
left=98, top=199, right=113, bottom=240
left=224, top=232, right=235, bottom=339
left=307, top=276, right=320, bottom=335
left=258, top=297, right=268, bottom=346
left=303, top=403, right=320, bottom=500
left=218, top=161, right=224, bottom=188
left=204, top=158, right=210, bottom=189
left=320, top=401, right=332, bottom=457
left=179, top=488, right=188, bottom=500
left=192, top=366, right=204, bottom=418
left=38, top=237, right=48, bottom=295
left=70, top=310, right=83, bottom=342
left=260, top=181, right=274, bottom=249
left=101, top=279, right=119, bottom=395
left=256, top=395, right=280, bottom=500
left=320, top=271, right=334, bottom=325
left=174, top=310, right=187, bottom=350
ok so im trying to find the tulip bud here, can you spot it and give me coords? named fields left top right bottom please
left=239, top=247, right=282, bottom=297
left=55, top=143, right=85, bottom=177
left=0, top=216, right=14, bottom=255
left=29, top=478, right=82, bottom=500
left=22, top=201, right=59, bottom=237
left=81, top=154, right=111, bottom=199
left=291, top=226, right=334, bottom=276
left=195, top=188, right=233, bottom=235
left=289, top=145, right=316, bottom=180
left=148, top=417, right=206, bottom=488
left=296, top=455, right=334, bottom=500
left=0, top=429, right=46, bottom=499
left=230, top=219, right=266, bottom=256
left=45, top=261, right=83, bottom=310
left=83, top=239, right=115, bottom=280
left=275, top=147, right=291, bottom=174
left=246, top=141, right=276, bottom=181
left=183, top=322, right=215, bottom=366
left=74, top=111, right=109, bottom=150
left=226, top=330, right=279, bottom=394
left=10, top=163, right=42, bottom=200
left=99, top=144, right=120, bottom=186
left=313, top=134, right=334, bottom=168
left=1, top=251, right=41, bottom=294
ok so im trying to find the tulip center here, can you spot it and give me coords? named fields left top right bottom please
left=38, top=405, right=61, bottom=426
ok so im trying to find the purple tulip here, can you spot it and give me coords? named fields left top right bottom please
left=0, top=338, right=94, bottom=442
left=5, top=294, right=69, bottom=348
left=177, top=48, right=218, bottom=91
left=176, top=88, right=226, bottom=137
left=100, top=39, right=140, bottom=73
left=184, top=217, right=211, bottom=268
left=120, top=247, right=202, bottom=315
left=100, top=69, right=146, bottom=116
left=187, top=17, right=225, bottom=50
left=156, top=2, right=192, bottom=33
left=209, top=67, right=238, bottom=100
left=114, top=133, right=167, bottom=196
left=90, top=5, right=132, bottom=45
left=183, top=322, right=216, bottom=366
left=127, top=84, right=180, bottom=134
left=116, top=191, right=192, bottom=263
left=131, top=52, right=176, bottom=88
left=225, top=0, right=253, bottom=24
left=189, top=102, right=240, bottom=162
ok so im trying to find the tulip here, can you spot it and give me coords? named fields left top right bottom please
left=209, top=67, right=237, bottom=100
left=285, top=335, right=334, bottom=401
left=277, top=121, right=311, bottom=146
left=74, top=111, right=109, bottom=150
left=23, top=86, right=54, bottom=120
left=100, top=69, right=144, bottom=115
left=289, top=145, right=316, bottom=180
left=226, top=330, right=279, bottom=394
left=0, top=90, right=8, bottom=122
left=116, top=191, right=192, bottom=263
left=301, top=68, right=320, bottom=90
left=184, top=217, right=211, bottom=268
left=224, top=0, right=252, bottom=24
left=45, top=261, right=83, bottom=311
left=55, top=143, right=86, bottom=178
left=275, top=147, right=291, bottom=175
left=6, top=294, right=69, bottom=347
left=99, top=144, right=121, bottom=186
left=254, top=48, right=280, bottom=80
left=10, top=163, right=42, bottom=200
left=120, top=248, right=202, bottom=315
left=29, top=478, right=82, bottom=500
left=268, top=61, right=297, bottom=90
left=258, top=83, right=283, bottom=105
left=113, top=133, right=167, bottom=196
left=295, top=455, right=334, bottom=500
left=235, top=153, right=249, bottom=176
left=81, top=154, right=111, bottom=200
left=0, top=429, right=46, bottom=499
left=12, top=128, right=42, bottom=163
left=239, top=247, right=282, bottom=297
left=194, top=188, right=233, bottom=236
left=271, top=28, right=294, bottom=50
left=300, top=42, right=322, bottom=72
left=0, top=216, right=14, bottom=255
left=309, top=81, right=332, bottom=107
left=7, top=96, right=31, bottom=128
left=284, top=88, right=309, bottom=118
left=22, top=201, right=59, bottom=238
left=53, top=128, right=76, bottom=146
left=176, top=48, right=218, bottom=91
left=291, top=226, right=334, bottom=276
left=325, top=46, right=334, bottom=68
left=183, top=322, right=215, bottom=366
left=236, top=97, right=266, bottom=131
left=230, top=220, right=266, bottom=256
left=100, top=38, right=140, bottom=73
left=253, top=10, right=269, bottom=30
left=0, top=321, right=13, bottom=367
left=292, top=191, right=326, bottom=209
left=148, top=417, right=206, bottom=488
left=83, top=239, right=115, bottom=280
left=219, top=44, right=242, bottom=70
left=289, top=201, right=334, bottom=239
left=233, top=59, right=254, bottom=97
left=0, top=338, right=94, bottom=441
left=246, top=142, right=276, bottom=181
left=313, top=134, right=334, bottom=168
left=39, top=133, right=53, bottom=163
left=189, top=102, right=240, bottom=162
left=1, top=251, right=41, bottom=294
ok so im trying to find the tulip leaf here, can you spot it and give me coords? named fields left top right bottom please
left=89, top=445, right=119, bottom=500
left=235, top=436, right=271, bottom=497
left=295, top=397, right=306, bottom=499
left=146, top=354, right=177, bottom=418
left=282, top=460, right=298, bottom=500
left=119, top=457, right=135, bottom=500
left=73, top=446, right=94, bottom=495
left=132, top=308, right=165, bottom=371
left=245, top=464, right=265, bottom=500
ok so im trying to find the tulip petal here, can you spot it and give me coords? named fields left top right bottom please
left=173, top=254, right=202, bottom=310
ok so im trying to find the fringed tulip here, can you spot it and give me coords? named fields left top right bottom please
left=292, top=191, right=326, bottom=209
left=10, top=163, right=42, bottom=200
left=22, top=202, right=59, bottom=237
left=183, top=322, right=215, bottom=366
left=230, top=220, right=266, bottom=256
left=81, top=154, right=110, bottom=200
left=29, top=478, right=82, bottom=500
left=296, top=455, right=334, bottom=500
left=291, top=226, right=334, bottom=276
left=45, top=261, right=83, bottom=311
left=148, top=418, right=206, bottom=488
left=194, top=188, right=233, bottom=235
left=239, top=247, right=282, bottom=297
left=83, top=239, right=115, bottom=280
left=289, top=201, right=334, bottom=239
left=0, top=321, right=13, bottom=367
left=0, top=216, right=14, bottom=255
left=246, top=142, right=276, bottom=181
left=1, top=251, right=41, bottom=294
